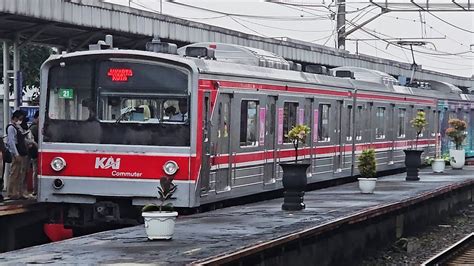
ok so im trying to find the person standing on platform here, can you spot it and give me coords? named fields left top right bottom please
left=29, top=111, right=39, bottom=196
left=6, top=110, right=28, bottom=200
left=0, top=136, right=6, bottom=202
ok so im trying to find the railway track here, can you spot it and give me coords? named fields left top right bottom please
left=422, top=233, right=474, bottom=265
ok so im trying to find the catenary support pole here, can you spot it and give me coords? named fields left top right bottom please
left=336, top=0, right=346, bottom=50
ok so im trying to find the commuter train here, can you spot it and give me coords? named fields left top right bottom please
left=38, top=39, right=474, bottom=226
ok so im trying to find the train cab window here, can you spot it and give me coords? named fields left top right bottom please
left=99, top=97, right=189, bottom=123
left=240, top=100, right=259, bottom=147
left=375, top=107, right=386, bottom=139
left=283, top=102, right=298, bottom=143
left=398, top=108, right=406, bottom=138
left=318, top=104, right=330, bottom=142
left=346, top=105, right=353, bottom=141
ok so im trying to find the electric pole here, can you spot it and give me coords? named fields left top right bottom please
left=336, top=0, right=346, bottom=50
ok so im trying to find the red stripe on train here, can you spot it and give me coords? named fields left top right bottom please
left=40, top=152, right=193, bottom=180
left=211, top=139, right=436, bottom=165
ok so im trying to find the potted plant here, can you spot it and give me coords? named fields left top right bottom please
left=141, top=176, right=178, bottom=240
left=425, top=155, right=447, bottom=173
left=445, top=118, right=467, bottom=169
left=404, top=111, right=428, bottom=181
left=357, top=149, right=377, bottom=194
left=280, top=124, right=311, bottom=211
left=425, top=132, right=447, bottom=173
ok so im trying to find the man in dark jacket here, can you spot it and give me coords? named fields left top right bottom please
left=29, top=111, right=39, bottom=195
left=6, top=110, right=27, bottom=200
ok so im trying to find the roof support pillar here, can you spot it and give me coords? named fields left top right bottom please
left=12, top=40, right=20, bottom=110
left=3, top=41, right=10, bottom=132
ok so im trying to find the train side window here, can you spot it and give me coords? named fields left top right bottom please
left=283, top=102, right=298, bottom=143
left=240, top=100, right=259, bottom=147
left=375, top=107, right=386, bottom=139
left=355, top=106, right=363, bottom=141
left=346, top=105, right=353, bottom=141
left=318, top=104, right=330, bottom=142
left=398, top=108, right=406, bottom=138
left=448, top=111, right=457, bottom=120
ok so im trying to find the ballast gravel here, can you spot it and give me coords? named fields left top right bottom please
left=359, top=203, right=474, bottom=265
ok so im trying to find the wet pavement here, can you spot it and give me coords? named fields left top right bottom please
left=0, top=167, right=473, bottom=264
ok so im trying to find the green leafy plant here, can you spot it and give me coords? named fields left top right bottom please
left=358, top=149, right=376, bottom=178
left=425, top=153, right=450, bottom=165
left=410, top=111, right=428, bottom=150
left=445, top=118, right=467, bottom=150
left=142, top=176, right=177, bottom=212
left=286, top=124, right=311, bottom=163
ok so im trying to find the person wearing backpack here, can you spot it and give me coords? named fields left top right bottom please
left=0, top=135, right=13, bottom=202
left=5, top=110, right=28, bottom=200
left=29, top=111, right=39, bottom=196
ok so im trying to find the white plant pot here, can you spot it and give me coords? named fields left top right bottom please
left=431, top=159, right=445, bottom=173
left=142, top=211, right=178, bottom=240
left=358, top=178, right=377, bottom=194
left=449, top=149, right=465, bottom=169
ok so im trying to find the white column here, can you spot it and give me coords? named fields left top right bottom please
left=13, top=41, right=20, bottom=110
left=3, top=41, right=9, bottom=131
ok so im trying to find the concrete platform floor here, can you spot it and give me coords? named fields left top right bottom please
left=0, top=167, right=473, bottom=264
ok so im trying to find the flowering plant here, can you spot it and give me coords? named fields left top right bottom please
left=410, top=111, right=428, bottom=150
left=445, top=119, right=467, bottom=150
left=286, top=124, right=311, bottom=163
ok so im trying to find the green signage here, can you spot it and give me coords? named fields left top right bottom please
left=59, top=88, right=74, bottom=99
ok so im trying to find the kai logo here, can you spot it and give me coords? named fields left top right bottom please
left=95, top=157, right=121, bottom=170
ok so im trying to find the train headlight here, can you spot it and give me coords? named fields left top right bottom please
left=51, top=157, right=66, bottom=172
left=163, top=161, right=179, bottom=175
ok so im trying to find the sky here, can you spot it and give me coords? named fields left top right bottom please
left=107, top=0, right=474, bottom=78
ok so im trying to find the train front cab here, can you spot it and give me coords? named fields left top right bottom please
left=37, top=51, right=200, bottom=226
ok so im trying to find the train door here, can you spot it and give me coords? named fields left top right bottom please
left=264, top=96, right=277, bottom=185
left=304, top=98, right=313, bottom=165
left=469, top=107, right=474, bottom=154
left=215, top=94, right=232, bottom=193
left=200, top=93, right=211, bottom=195
left=388, top=104, right=396, bottom=164
left=342, top=102, right=354, bottom=172
left=333, top=100, right=343, bottom=174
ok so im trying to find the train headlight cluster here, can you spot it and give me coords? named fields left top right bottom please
left=51, top=157, right=66, bottom=172
left=163, top=161, right=179, bottom=175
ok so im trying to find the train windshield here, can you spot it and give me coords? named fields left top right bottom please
left=44, top=58, right=191, bottom=146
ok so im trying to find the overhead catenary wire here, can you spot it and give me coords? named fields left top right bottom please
left=231, top=17, right=334, bottom=33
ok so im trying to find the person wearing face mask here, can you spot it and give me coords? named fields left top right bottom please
left=6, top=110, right=28, bottom=200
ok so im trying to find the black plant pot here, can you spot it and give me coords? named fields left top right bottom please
left=403, top=149, right=423, bottom=181
left=280, top=163, right=310, bottom=211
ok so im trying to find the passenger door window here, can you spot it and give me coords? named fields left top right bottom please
left=318, top=104, right=330, bottom=142
left=240, top=100, right=259, bottom=147
left=283, top=102, right=298, bottom=143
left=375, top=107, right=386, bottom=139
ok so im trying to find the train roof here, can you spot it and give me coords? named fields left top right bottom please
left=44, top=43, right=470, bottom=103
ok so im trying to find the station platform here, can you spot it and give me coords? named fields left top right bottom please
left=0, top=167, right=473, bottom=265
